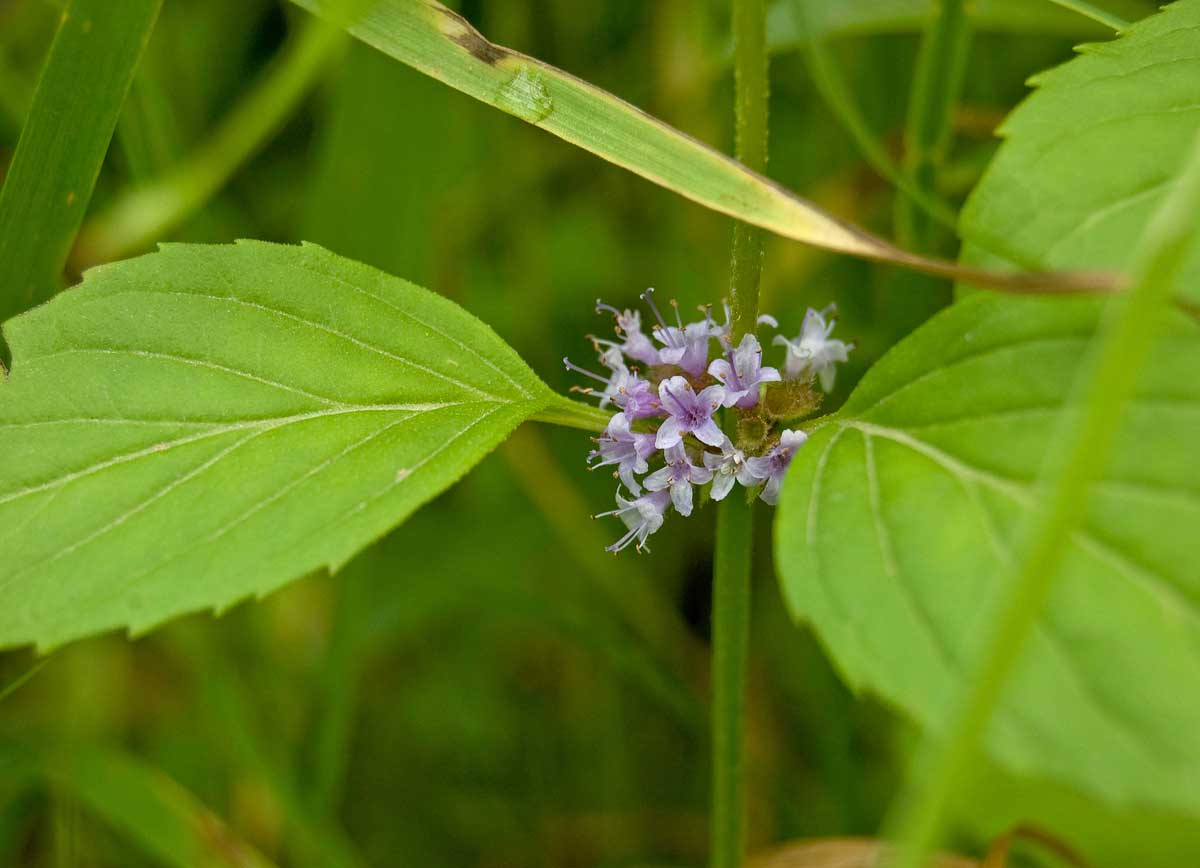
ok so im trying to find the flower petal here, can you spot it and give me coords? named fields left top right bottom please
left=655, top=416, right=683, bottom=449
left=711, top=472, right=736, bottom=501
left=671, top=479, right=694, bottom=517
left=693, top=418, right=728, bottom=448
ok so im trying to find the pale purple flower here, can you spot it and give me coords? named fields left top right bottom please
left=564, top=353, right=659, bottom=418
left=589, top=413, right=657, bottom=495
left=703, top=441, right=758, bottom=501
left=596, top=301, right=661, bottom=367
left=707, top=333, right=781, bottom=409
left=641, top=289, right=714, bottom=376
left=597, top=489, right=672, bottom=553
left=773, top=305, right=851, bottom=392
left=655, top=375, right=727, bottom=449
left=644, top=443, right=713, bottom=517
left=745, top=429, right=809, bottom=506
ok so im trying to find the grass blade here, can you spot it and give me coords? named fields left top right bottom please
left=0, top=0, right=162, bottom=330
left=76, top=16, right=345, bottom=265
left=288, top=0, right=1117, bottom=295
left=27, top=744, right=279, bottom=868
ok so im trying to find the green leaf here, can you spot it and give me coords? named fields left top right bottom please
left=960, top=0, right=1200, bottom=304
left=283, top=0, right=1109, bottom=295
left=766, top=0, right=1151, bottom=46
left=775, top=293, right=1200, bottom=817
left=0, top=241, right=571, bottom=652
left=0, top=0, right=163, bottom=326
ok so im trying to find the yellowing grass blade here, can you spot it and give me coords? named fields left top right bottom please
left=290, top=0, right=1119, bottom=295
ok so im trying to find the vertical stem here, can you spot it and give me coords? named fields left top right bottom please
left=885, top=131, right=1200, bottom=868
left=711, top=1, right=768, bottom=866
left=897, top=0, right=971, bottom=249
left=711, top=495, right=754, bottom=868
left=728, top=0, right=768, bottom=340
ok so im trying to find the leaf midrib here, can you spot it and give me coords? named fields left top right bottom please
left=0, top=400, right=514, bottom=506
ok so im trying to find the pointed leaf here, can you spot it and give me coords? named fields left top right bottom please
left=960, top=0, right=1200, bottom=304
left=775, top=293, right=1200, bottom=818
left=0, top=241, right=556, bottom=651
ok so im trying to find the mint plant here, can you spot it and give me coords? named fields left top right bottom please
left=1, top=1, right=1199, bottom=867
left=573, top=293, right=851, bottom=551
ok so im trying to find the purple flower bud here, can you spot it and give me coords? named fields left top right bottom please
left=655, top=376, right=727, bottom=450
left=597, top=489, right=672, bottom=553
left=707, top=333, right=781, bottom=409
left=589, top=413, right=657, bottom=495
left=745, top=429, right=809, bottom=506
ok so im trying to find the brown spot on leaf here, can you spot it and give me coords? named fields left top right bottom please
left=437, top=7, right=508, bottom=65
left=395, top=468, right=413, bottom=482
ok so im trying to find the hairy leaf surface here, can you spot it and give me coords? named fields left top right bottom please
left=0, top=241, right=556, bottom=650
left=775, top=293, right=1200, bottom=817
left=961, top=0, right=1200, bottom=302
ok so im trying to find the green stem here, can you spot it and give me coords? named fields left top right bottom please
left=76, top=16, right=344, bottom=266
left=790, top=0, right=1051, bottom=278
left=795, top=24, right=958, bottom=234
left=897, top=0, right=971, bottom=249
left=1045, top=0, right=1129, bottom=31
left=711, top=1, right=768, bottom=867
left=728, top=0, right=769, bottom=341
left=711, top=494, right=755, bottom=868
left=885, top=130, right=1200, bottom=868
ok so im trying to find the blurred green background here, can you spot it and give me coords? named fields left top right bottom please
left=0, top=0, right=1159, bottom=865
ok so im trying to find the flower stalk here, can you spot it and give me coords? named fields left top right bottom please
left=712, top=0, right=768, bottom=866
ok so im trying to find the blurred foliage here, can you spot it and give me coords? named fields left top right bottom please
left=0, top=0, right=1168, bottom=865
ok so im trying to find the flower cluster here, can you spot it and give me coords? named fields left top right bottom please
left=567, top=290, right=852, bottom=553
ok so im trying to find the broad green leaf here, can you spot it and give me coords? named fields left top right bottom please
left=0, top=241, right=579, bottom=652
left=775, top=293, right=1200, bottom=817
left=285, top=0, right=1109, bottom=294
left=0, top=0, right=162, bottom=326
left=960, top=0, right=1200, bottom=304
left=766, top=0, right=1151, bottom=46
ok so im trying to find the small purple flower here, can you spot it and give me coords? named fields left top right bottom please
left=589, top=413, right=657, bottom=495
left=610, top=372, right=660, bottom=420
left=644, top=443, right=713, bottom=517
left=708, top=333, right=781, bottom=409
left=745, top=429, right=808, bottom=506
left=655, top=375, right=727, bottom=449
left=597, top=489, right=672, bottom=553
left=641, top=289, right=714, bottom=376
left=564, top=353, right=659, bottom=418
left=596, top=301, right=661, bottom=367
left=772, top=305, right=851, bottom=392
left=703, top=441, right=758, bottom=501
